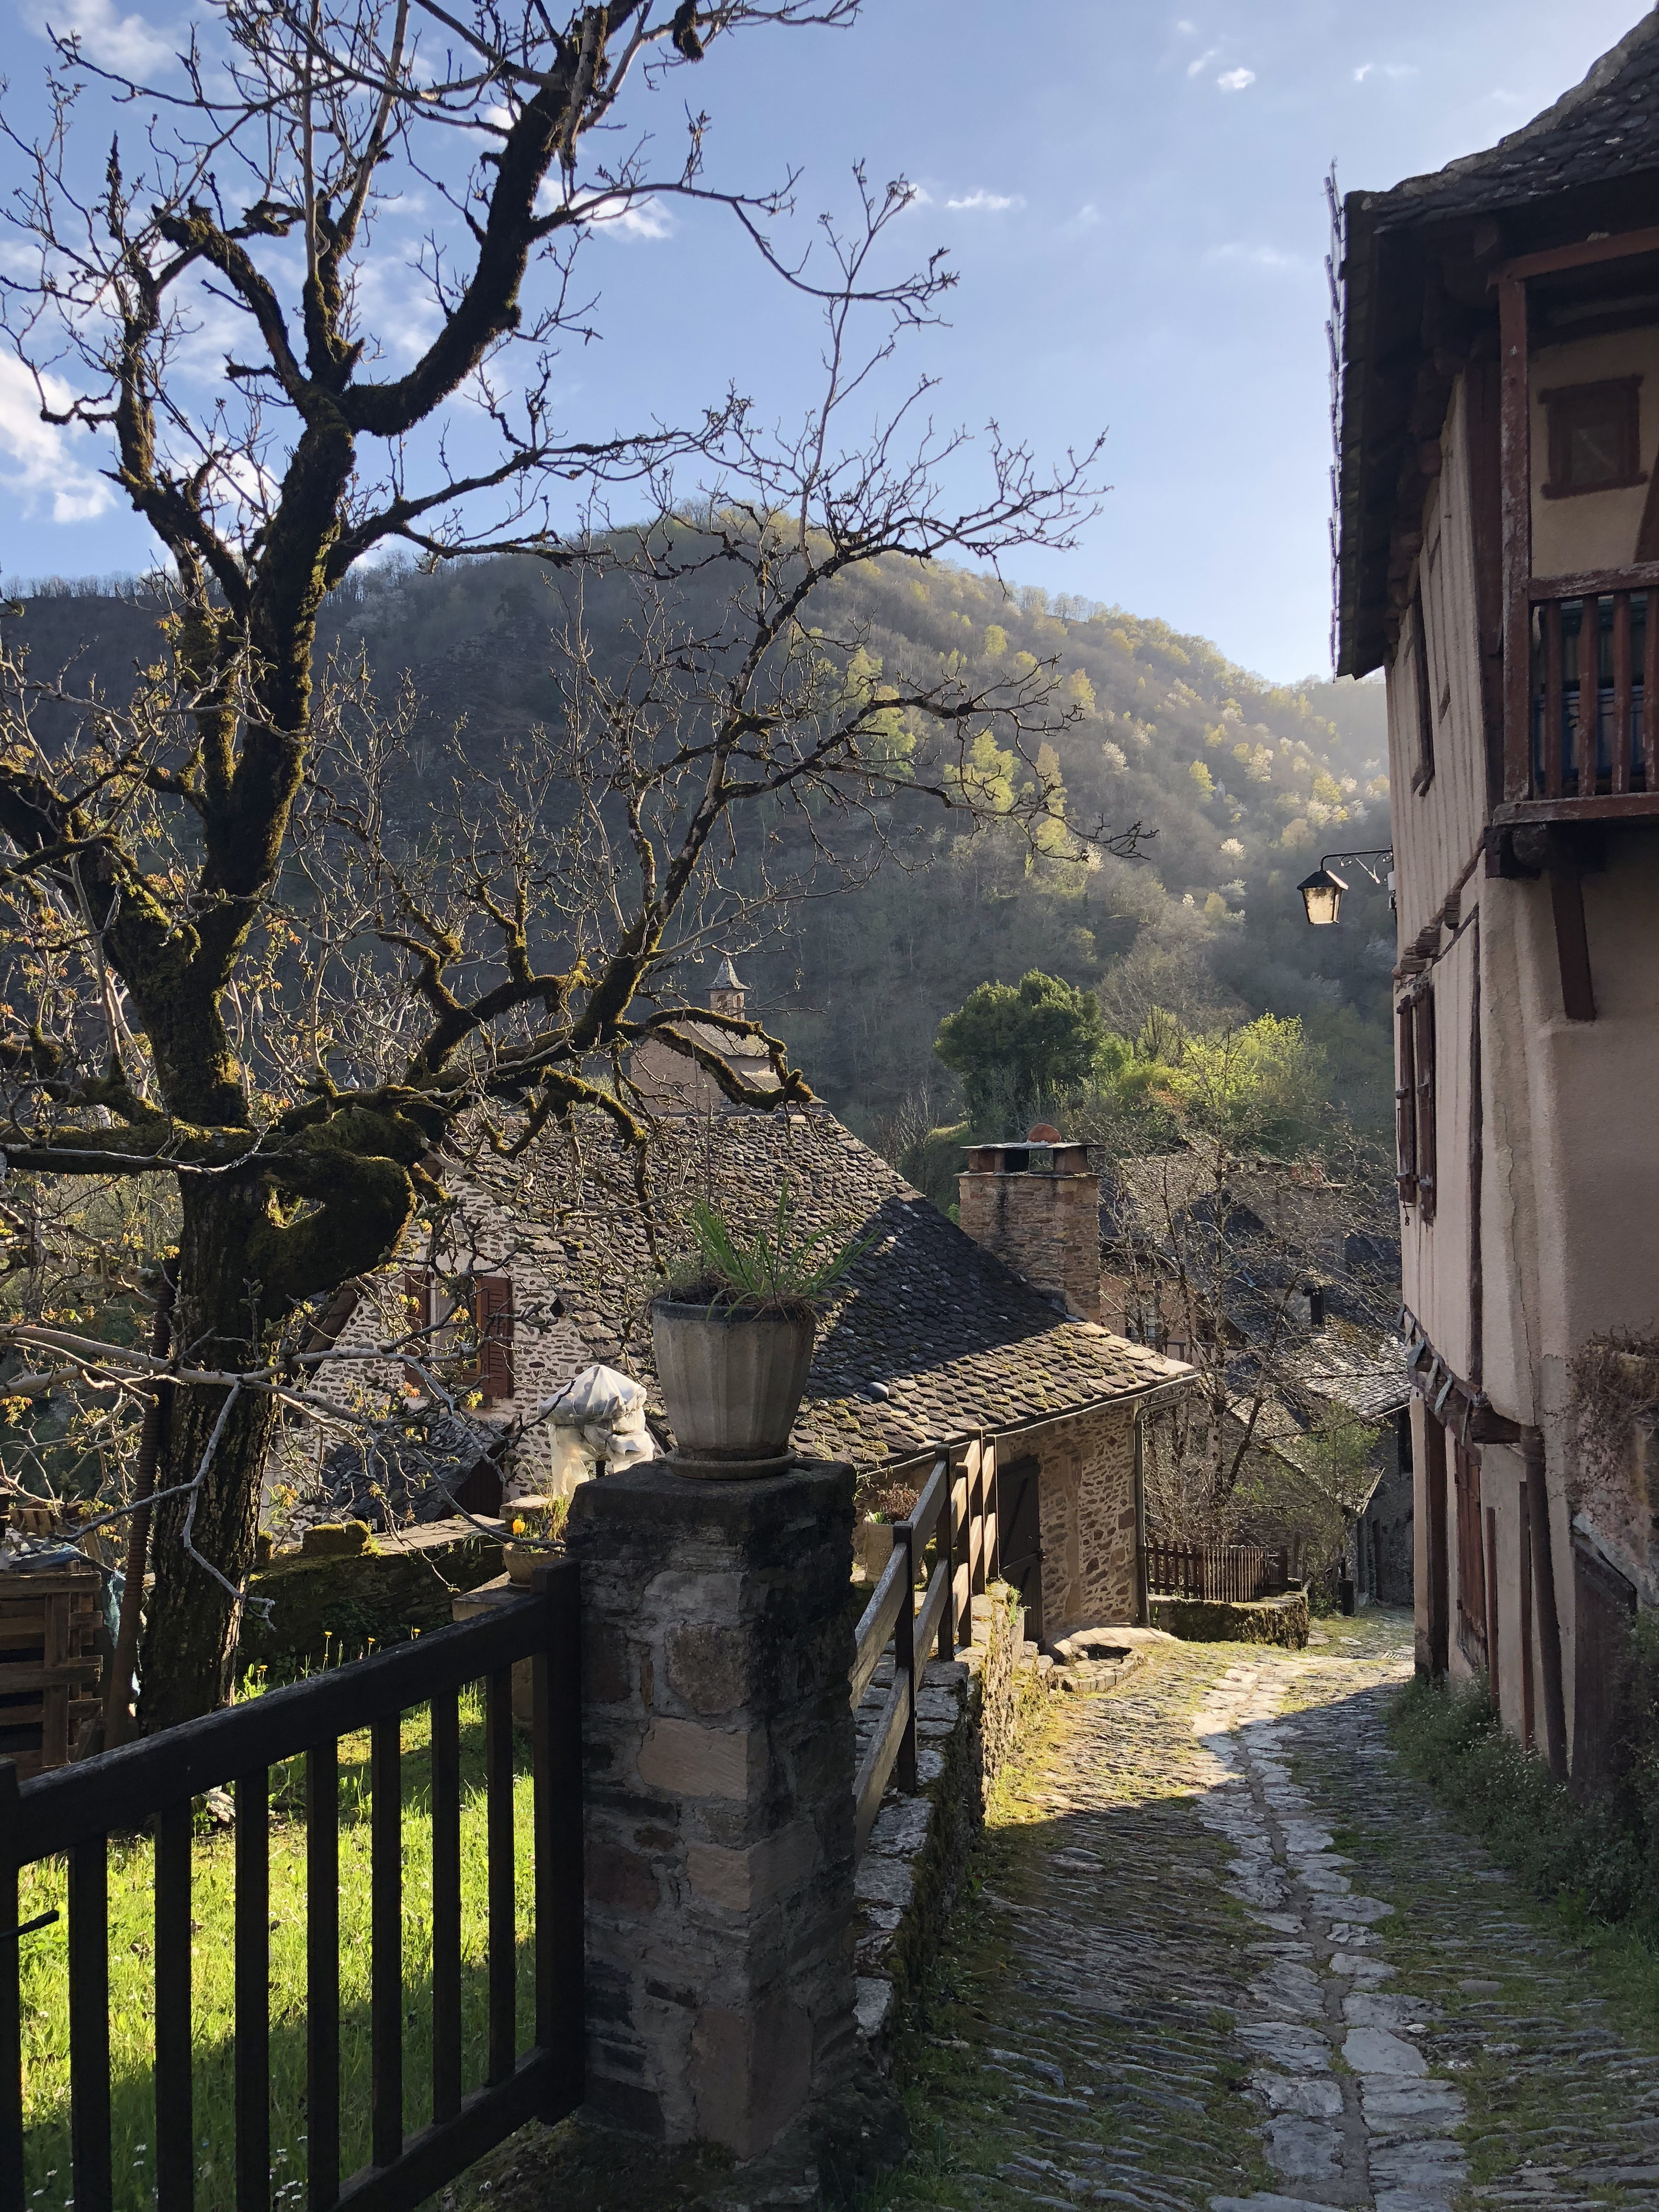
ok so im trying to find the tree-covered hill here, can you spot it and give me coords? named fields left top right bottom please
left=9, top=557, right=1394, bottom=1136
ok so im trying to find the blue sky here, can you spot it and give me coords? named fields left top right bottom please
left=0, top=0, right=1647, bottom=679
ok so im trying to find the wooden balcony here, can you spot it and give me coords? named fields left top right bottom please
left=1499, top=564, right=1659, bottom=824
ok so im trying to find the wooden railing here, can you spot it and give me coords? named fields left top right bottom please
left=0, top=1564, right=582, bottom=2212
left=1144, top=1541, right=1289, bottom=1604
left=850, top=1439, right=998, bottom=1860
left=1509, top=568, right=1659, bottom=813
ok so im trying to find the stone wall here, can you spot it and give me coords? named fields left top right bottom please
left=853, top=1585, right=1026, bottom=2042
left=1149, top=1586, right=1310, bottom=1649
left=957, top=1167, right=1101, bottom=1322
left=239, top=1517, right=504, bottom=1676
left=1030, top=1405, right=1140, bottom=1635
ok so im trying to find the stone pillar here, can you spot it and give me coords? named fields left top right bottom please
left=565, top=1457, right=858, bottom=2161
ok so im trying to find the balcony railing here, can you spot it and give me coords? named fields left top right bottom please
left=1505, top=565, right=1659, bottom=819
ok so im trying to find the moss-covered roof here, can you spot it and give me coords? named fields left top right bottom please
left=462, top=1105, right=1190, bottom=1468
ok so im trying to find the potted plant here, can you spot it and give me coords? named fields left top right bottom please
left=502, top=1493, right=571, bottom=1583
left=652, top=1188, right=872, bottom=1478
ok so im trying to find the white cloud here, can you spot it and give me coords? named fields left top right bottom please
left=1206, top=241, right=1306, bottom=272
left=944, top=189, right=1023, bottom=213
left=1217, top=66, right=1255, bottom=91
left=588, top=196, right=675, bottom=241
left=1355, top=60, right=1418, bottom=82
left=1176, top=18, right=1199, bottom=33
left=0, top=354, right=116, bottom=524
left=1354, top=60, right=1373, bottom=81
left=30, top=0, right=178, bottom=76
left=1186, top=45, right=1219, bottom=77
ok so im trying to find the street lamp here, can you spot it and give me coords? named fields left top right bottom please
left=1296, top=848, right=1395, bottom=926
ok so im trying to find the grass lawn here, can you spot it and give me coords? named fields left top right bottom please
left=19, top=1685, right=538, bottom=2212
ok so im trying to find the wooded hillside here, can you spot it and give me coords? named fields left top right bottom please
left=12, top=559, right=1394, bottom=1138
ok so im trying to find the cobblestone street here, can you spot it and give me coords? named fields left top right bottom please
left=878, top=1614, right=1659, bottom=2212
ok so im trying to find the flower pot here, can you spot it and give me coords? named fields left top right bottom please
left=650, top=1299, right=817, bottom=1478
left=503, top=1542, right=560, bottom=1585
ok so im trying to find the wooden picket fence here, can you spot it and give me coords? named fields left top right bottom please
left=1143, top=1541, right=1290, bottom=1604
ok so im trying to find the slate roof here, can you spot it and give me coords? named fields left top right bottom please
left=1354, top=12, right=1659, bottom=230
left=1275, top=1327, right=1412, bottom=1426
left=461, top=1104, right=1190, bottom=1469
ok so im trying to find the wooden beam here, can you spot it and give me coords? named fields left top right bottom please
left=1493, top=789, right=1659, bottom=825
left=1522, top=1433, right=1568, bottom=1782
left=1500, top=225, right=1659, bottom=283
left=1549, top=861, right=1597, bottom=1021
left=1499, top=274, right=1533, bottom=806
left=1531, top=559, right=1659, bottom=600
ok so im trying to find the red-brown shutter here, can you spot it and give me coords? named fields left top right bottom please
left=1413, top=986, right=1438, bottom=1222
left=477, top=1275, right=514, bottom=1402
left=1411, top=585, right=1436, bottom=793
left=1395, top=999, right=1418, bottom=1203
left=403, top=1271, right=432, bottom=1394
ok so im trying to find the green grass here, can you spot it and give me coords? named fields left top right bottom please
left=19, top=1686, right=537, bottom=2212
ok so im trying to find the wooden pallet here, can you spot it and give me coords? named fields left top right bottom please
left=0, top=1563, right=104, bottom=1777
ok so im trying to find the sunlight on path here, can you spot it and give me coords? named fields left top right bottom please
left=880, top=1609, right=1659, bottom=2212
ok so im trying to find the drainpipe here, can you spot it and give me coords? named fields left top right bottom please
left=1522, top=1428, right=1568, bottom=1781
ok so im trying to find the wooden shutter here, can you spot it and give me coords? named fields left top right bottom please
left=1413, top=985, right=1438, bottom=1222
left=1395, top=998, right=1418, bottom=1202
left=403, top=1271, right=432, bottom=1394
left=477, top=1275, right=514, bottom=1402
left=1411, top=585, right=1436, bottom=792
left=1453, top=1440, right=1486, bottom=1671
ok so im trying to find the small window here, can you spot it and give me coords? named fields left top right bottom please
left=1540, top=375, right=1645, bottom=499
left=403, top=1271, right=515, bottom=1401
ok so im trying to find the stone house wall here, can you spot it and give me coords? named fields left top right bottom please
left=1027, top=1404, right=1140, bottom=1634
left=306, top=1178, right=601, bottom=1499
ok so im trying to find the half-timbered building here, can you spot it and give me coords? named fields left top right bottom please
left=1335, top=13, right=1659, bottom=1780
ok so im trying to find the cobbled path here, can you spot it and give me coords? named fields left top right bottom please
left=877, top=1612, right=1659, bottom=2212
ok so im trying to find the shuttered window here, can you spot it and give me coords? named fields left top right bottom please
left=1395, top=1000, right=1418, bottom=1202
left=1413, top=986, right=1438, bottom=1223
left=402, top=1271, right=515, bottom=1402
left=1410, top=585, right=1436, bottom=795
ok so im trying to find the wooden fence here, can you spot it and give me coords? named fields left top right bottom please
left=0, top=1563, right=582, bottom=2212
left=1143, top=1541, right=1290, bottom=1604
left=850, top=1438, right=997, bottom=1859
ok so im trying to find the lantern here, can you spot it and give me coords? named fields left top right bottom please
left=1297, top=864, right=1348, bottom=926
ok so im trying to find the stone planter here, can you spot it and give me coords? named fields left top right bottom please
left=650, top=1298, right=816, bottom=1478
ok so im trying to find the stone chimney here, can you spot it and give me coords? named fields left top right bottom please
left=958, top=1124, right=1100, bottom=1322
left=709, top=956, right=745, bottom=1020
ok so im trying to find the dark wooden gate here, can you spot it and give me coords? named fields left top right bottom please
left=996, top=1452, right=1043, bottom=1644
left=1, top=1563, right=582, bottom=2212
left=1572, top=1540, right=1637, bottom=1799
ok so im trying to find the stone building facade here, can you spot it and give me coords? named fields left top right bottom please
left=300, top=1102, right=1192, bottom=1644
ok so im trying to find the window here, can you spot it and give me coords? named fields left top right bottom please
left=1413, top=985, right=1438, bottom=1223
left=1409, top=586, right=1436, bottom=795
left=403, top=1271, right=514, bottom=1401
left=1395, top=999, right=1417, bottom=1203
left=1540, top=375, right=1645, bottom=499
left=1396, top=983, right=1437, bottom=1219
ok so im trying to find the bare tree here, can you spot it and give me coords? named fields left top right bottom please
left=0, top=1, right=1131, bottom=1724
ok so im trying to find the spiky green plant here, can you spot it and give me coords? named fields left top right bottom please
left=663, top=1186, right=875, bottom=1317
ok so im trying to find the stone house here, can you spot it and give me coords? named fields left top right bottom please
left=1335, top=13, right=1659, bottom=1785
left=299, top=1075, right=1192, bottom=1645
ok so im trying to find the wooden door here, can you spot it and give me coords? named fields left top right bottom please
left=1424, top=1408, right=1450, bottom=1676
left=996, top=1451, right=1044, bottom=1645
left=1572, top=1541, right=1637, bottom=1798
left=1454, top=1439, right=1488, bottom=1673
